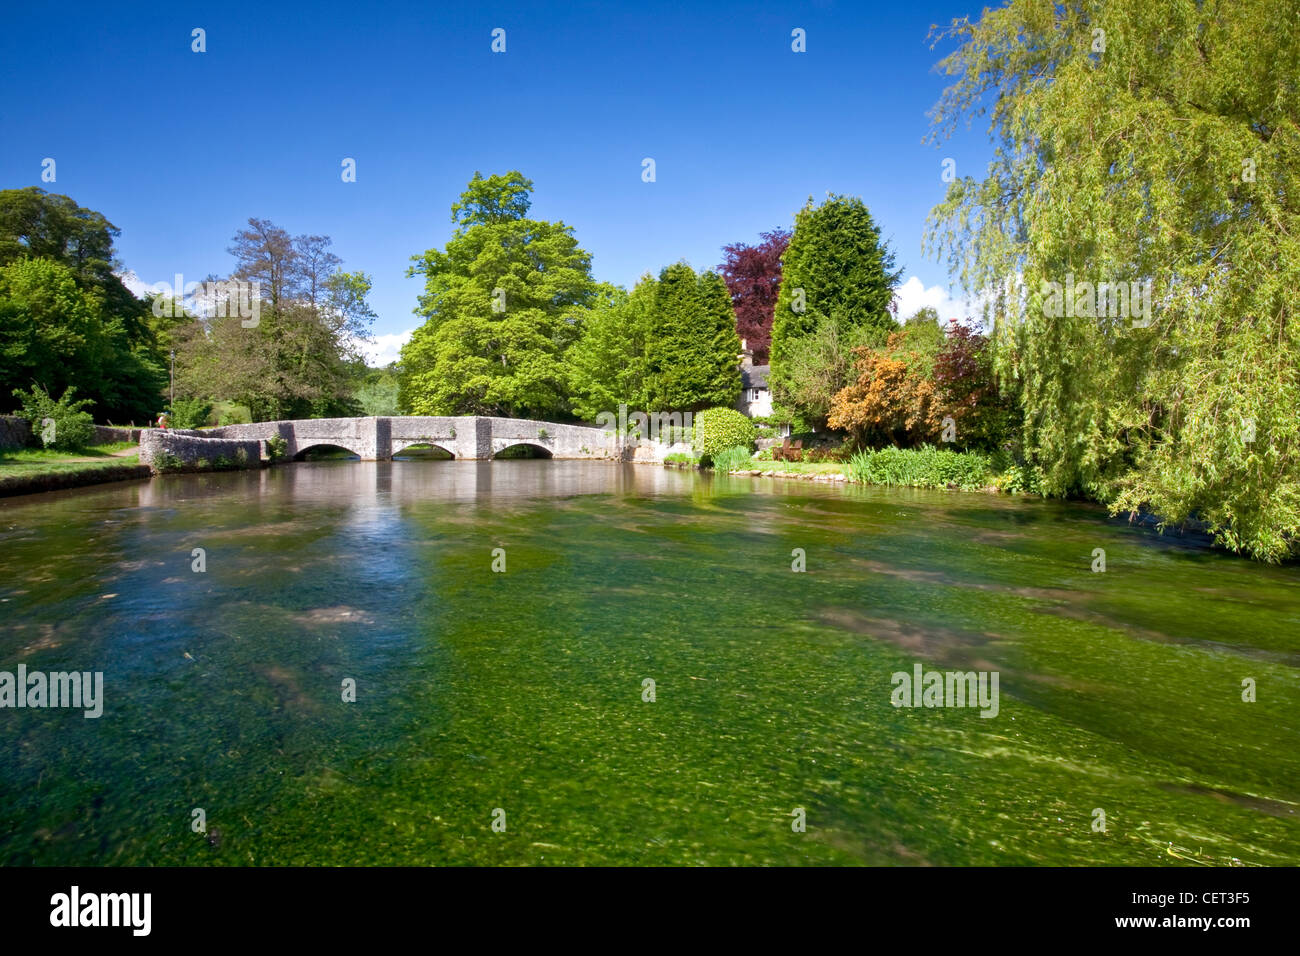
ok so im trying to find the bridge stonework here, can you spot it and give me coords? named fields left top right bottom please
left=140, top=416, right=624, bottom=466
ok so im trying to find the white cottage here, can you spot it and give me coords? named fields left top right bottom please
left=735, top=339, right=772, bottom=418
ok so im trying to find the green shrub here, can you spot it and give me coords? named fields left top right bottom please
left=693, top=407, right=756, bottom=464
left=987, top=449, right=1043, bottom=495
left=168, top=398, right=213, bottom=429
left=265, top=436, right=288, bottom=461
left=154, top=451, right=185, bottom=473
left=12, top=384, right=96, bottom=450
left=846, top=445, right=992, bottom=491
left=663, top=452, right=697, bottom=465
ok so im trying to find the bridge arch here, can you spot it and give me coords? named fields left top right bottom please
left=391, top=439, right=456, bottom=459
left=293, top=438, right=366, bottom=460
left=492, top=442, right=553, bottom=459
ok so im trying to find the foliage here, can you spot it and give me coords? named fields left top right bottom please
left=828, top=331, right=944, bottom=448
left=12, top=383, right=95, bottom=450
left=707, top=445, right=755, bottom=473
left=565, top=280, right=652, bottom=421
left=353, top=364, right=401, bottom=416
left=214, top=401, right=251, bottom=426
left=717, top=228, right=789, bottom=364
left=643, top=264, right=741, bottom=412
left=400, top=171, right=596, bottom=419
left=778, top=313, right=883, bottom=431
left=801, top=444, right=850, bottom=463
left=987, top=449, right=1044, bottom=496
left=846, top=445, right=991, bottom=491
left=0, top=255, right=164, bottom=424
left=692, top=406, right=756, bottom=463
left=153, top=451, right=185, bottom=473
left=926, top=0, right=1300, bottom=559
left=0, top=187, right=151, bottom=343
left=663, top=452, right=697, bottom=465
left=167, top=397, right=212, bottom=429
left=265, top=435, right=288, bottom=461
left=172, top=221, right=376, bottom=422
left=770, top=194, right=901, bottom=419
left=932, top=323, right=1015, bottom=450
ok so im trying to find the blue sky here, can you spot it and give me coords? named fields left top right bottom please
left=0, top=0, right=992, bottom=363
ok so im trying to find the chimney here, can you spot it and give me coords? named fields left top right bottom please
left=738, top=338, right=753, bottom=368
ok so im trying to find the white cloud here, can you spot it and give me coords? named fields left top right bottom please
left=115, top=269, right=158, bottom=299
left=892, top=275, right=974, bottom=325
left=356, top=330, right=412, bottom=367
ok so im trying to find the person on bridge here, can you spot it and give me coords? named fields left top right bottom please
left=156, top=412, right=169, bottom=430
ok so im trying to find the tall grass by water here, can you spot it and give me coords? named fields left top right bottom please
left=846, top=445, right=992, bottom=491
left=706, top=445, right=755, bottom=473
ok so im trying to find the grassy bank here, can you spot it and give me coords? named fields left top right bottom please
left=687, top=443, right=1042, bottom=495
left=0, top=443, right=148, bottom=497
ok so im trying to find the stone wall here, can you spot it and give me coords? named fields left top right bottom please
left=92, top=425, right=143, bottom=445
left=138, top=429, right=263, bottom=473
left=1, top=418, right=143, bottom=450
left=625, top=439, right=694, bottom=462
left=0, top=416, right=31, bottom=450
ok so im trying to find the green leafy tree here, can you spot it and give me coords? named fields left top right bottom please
left=927, top=0, right=1300, bottom=560
left=400, top=172, right=596, bottom=418
left=167, top=397, right=213, bottom=429
left=0, top=187, right=147, bottom=335
left=0, top=188, right=165, bottom=422
left=176, top=221, right=376, bottom=421
left=352, top=363, right=402, bottom=416
left=565, top=279, right=654, bottom=421
left=779, top=314, right=883, bottom=432
left=643, top=263, right=741, bottom=412
left=0, top=256, right=164, bottom=423
left=770, top=194, right=901, bottom=419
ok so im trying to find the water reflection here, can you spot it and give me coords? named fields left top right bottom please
left=129, top=460, right=700, bottom=508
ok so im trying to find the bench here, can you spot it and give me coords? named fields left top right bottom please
left=772, top=438, right=803, bottom=462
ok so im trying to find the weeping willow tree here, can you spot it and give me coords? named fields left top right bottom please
left=926, top=0, right=1300, bottom=560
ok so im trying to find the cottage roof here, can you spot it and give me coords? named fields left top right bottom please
left=741, top=364, right=770, bottom=390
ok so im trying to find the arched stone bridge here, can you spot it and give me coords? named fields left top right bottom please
left=168, top=416, right=621, bottom=461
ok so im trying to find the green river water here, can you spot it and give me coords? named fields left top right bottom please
left=1, top=460, right=1297, bottom=865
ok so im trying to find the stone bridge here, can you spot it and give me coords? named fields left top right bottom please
left=155, top=416, right=622, bottom=462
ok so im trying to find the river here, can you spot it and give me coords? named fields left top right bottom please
left=1, top=460, right=1296, bottom=864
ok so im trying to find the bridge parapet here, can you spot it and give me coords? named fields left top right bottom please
left=193, top=416, right=622, bottom=461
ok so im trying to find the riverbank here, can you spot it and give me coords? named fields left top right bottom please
left=0, top=444, right=149, bottom=498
